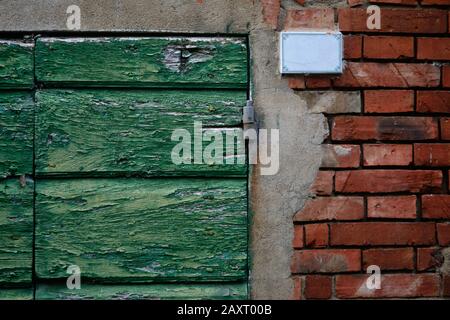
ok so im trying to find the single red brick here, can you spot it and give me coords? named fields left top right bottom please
left=305, top=77, right=332, bottom=88
left=418, top=38, right=450, bottom=61
left=443, top=65, right=450, bottom=88
left=444, top=275, right=450, bottom=297
left=364, top=36, right=414, bottom=59
left=344, top=35, right=362, bottom=59
left=417, top=91, right=450, bottom=113
left=441, top=118, right=450, bottom=140
left=330, top=222, right=436, bottom=246
left=284, top=8, right=335, bottom=30
left=336, top=274, right=440, bottom=298
left=363, top=248, right=414, bottom=271
left=333, top=62, right=440, bottom=88
left=348, top=0, right=364, bottom=6
left=293, top=225, right=304, bottom=249
left=370, top=0, right=417, bottom=4
left=292, top=276, right=303, bottom=300
left=421, top=0, right=450, bottom=4
left=305, top=224, right=329, bottom=248
left=364, top=90, right=414, bottom=113
left=363, top=144, right=412, bottom=166
left=417, top=247, right=443, bottom=271
left=291, top=249, right=361, bottom=273
left=261, top=0, right=281, bottom=29
left=338, top=8, right=447, bottom=33
left=332, top=116, right=438, bottom=141
left=321, top=144, right=360, bottom=168
left=437, top=223, right=450, bottom=246
left=310, top=171, right=334, bottom=196
left=335, top=170, right=442, bottom=193
left=304, top=275, right=332, bottom=299
left=422, top=195, right=450, bottom=219
left=294, top=197, right=364, bottom=222
left=414, top=144, right=450, bottom=166
left=367, top=195, right=416, bottom=219
left=287, top=76, right=306, bottom=89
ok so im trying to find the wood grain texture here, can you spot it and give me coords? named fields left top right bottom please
left=0, top=177, right=33, bottom=285
left=36, top=283, right=247, bottom=300
left=35, top=37, right=247, bottom=88
left=0, top=41, right=33, bottom=88
left=0, top=92, right=34, bottom=178
left=0, top=288, right=32, bottom=300
left=35, top=89, right=246, bottom=177
left=36, top=178, right=248, bottom=282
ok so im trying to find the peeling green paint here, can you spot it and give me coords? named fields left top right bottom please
left=0, top=35, right=249, bottom=300
left=36, top=178, right=247, bottom=282
left=35, top=37, right=248, bottom=88
left=0, top=41, right=34, bottom=89
left=0, top=177, right=33, bottom=286
left=35, top=89, right=247, bottom=176
left=36, top=283, right=247, bottom=300
left=0, top=92, right=34, bottom=178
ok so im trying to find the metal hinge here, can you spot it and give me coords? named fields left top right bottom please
left=243, top=100, right=257, bottom=134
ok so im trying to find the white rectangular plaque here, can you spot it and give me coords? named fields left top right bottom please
left=280, top=31, right=343, bottom=74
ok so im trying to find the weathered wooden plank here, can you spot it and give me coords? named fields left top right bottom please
left=0, top=288, right=33, bottom=300
left=0, top=41, right=33, bottom=88
left=35, top=89, right=246, bottom=177
left=36, top=178, right=248, bottom=282
left=0, top=177, right=33, bottom=285
left=35, top=37, right=248, bottom=88
left=0, top=92, right=34, bottom=178
left=36, top=283, right=247, bottom=300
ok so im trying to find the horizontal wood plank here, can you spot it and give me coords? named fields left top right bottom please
left=35, top=37, right=247, bottom=88
left=0, top=177, right=33, bottom=285
left=0, top=288, right=33, bottom=300
left=36, top=178, right=247, bottom=282
left=35, top=89, right=246, bottom=177
left=0, top=41, right=33, bottom=89
left=36, top=283, right=247, bottom=300
left=0, top=92, right=34, bottom=178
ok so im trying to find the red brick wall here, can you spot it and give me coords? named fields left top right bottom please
left=274, top=0, right=450, bottom=299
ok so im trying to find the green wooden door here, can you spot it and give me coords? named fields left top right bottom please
left=0, top=37, right=248, bottom=300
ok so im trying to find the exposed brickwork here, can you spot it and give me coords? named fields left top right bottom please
left=344, top=35, right=362, bottom=59
left=417, top=38, right=450, bottom=60
left=333, top=62, right=440, bottom=87
left=364, top=90, right=414, bottom=113
left=291, top=249, right=361, bottom=273
left=284, top=8, right=335, bottom=30
left=363, top=144, right=412, bottom=166
left=336, top=274, right=440, bottom=298
left=363, top=36, right=414, bottom=59
left=332, top=116, right=439, bottom=141
left=363, top=248, right=414, bottom=270
left=338, top=8, right=447, bottom=33
left=305, top=224, right=329, bottom=248
left=261, top=0, right=281, bottom=29
left=442, top=118, right=450, bottom=140
left=417, top=247, right=443, bottom=271
left=369, top=0, right=417, bottom=4
left=367, top=195, right=416, bottom=219
left=286, top=1, right=450, bottom=300
left=294, top=196, right=364, bottom=222
left=417, top=91, right=450, bottom=113
left=321, top=144, right=361, bottom=168
left=304, top=275, right=332, bottom=299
